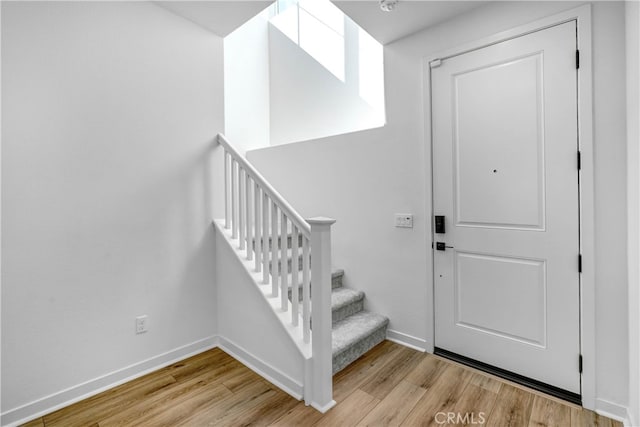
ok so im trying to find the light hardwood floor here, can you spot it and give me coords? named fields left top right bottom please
left=22, top=341, right=622, bottom=426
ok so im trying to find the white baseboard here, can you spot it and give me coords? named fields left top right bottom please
left=310, top=399, right=336, bottom=414
left=596, top=398, right=630, bottom=425
left=624, top=408, right=637, bottom=427
left=1, top=336, right=218, bottom=427
left=216, top=335, right=304, bottom=400
left=386, top=329, right=427, bottom=352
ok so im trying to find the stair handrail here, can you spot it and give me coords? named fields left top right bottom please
left=217, top=134, right=311, bottom=238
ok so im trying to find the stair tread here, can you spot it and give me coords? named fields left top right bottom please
left=331, top=287, right=364, bottom=311
left=332, top=311, right=389, bottom=356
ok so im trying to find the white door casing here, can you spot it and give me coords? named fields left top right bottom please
left=432, top=21, right=581, bottom=394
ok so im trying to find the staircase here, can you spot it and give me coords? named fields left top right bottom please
left=262, top=232, right=389, bottom=375
left=215, top=133, right=388, bottom=411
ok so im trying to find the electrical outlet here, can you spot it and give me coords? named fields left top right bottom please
left=135, top=315, right=148, bottom=334
left=395, top=214, right=414, bottom=228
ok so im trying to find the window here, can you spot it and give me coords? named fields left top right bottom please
left=270, top=0, right=385, bottom=116
left=271, top=0, right=345, bottom=81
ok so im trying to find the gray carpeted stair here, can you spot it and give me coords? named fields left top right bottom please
left=326, top=272, right=389, bottom=374
left=332, top=310, right=389, bottom=374
left=259, top=234, right=389, bottom=375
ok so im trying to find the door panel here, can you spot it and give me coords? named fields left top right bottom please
left=455, top=53, right=545, bottom=230
left=455, top=252, right=546, bottom=346
left=432, top=21, right=580, bottom=394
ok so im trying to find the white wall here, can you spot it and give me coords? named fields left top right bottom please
left=248, top=0, right=631, bottom=414
left=269, top=22, right=384, bottom=146
left=626, top=1, right=640, bottom=425
left=1, top=2, right=223, bottom=423
left=214, top=228, right=304, bottom=395
left=224, top=8, right=272, bottom=155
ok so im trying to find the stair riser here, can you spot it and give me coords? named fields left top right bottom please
left=332, top=274, right=343, bottom=289
left=332, top=300, right=364, bottom=325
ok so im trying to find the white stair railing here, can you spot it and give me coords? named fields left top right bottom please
left=217, top=134, right=335, bottom=412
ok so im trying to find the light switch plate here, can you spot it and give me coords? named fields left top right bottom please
left=395, top=214, right=413, bottom=228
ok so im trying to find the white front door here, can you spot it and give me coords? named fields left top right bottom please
left=432, top=21, right=580, bottom=394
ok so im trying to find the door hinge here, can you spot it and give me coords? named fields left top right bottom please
left=579, top=354, right=583, bottom=373
left=576, top=50, right=580, bottom=69
left=577, top=151, right=581, bottom=170
left=578, top=254, right=583, bottom=273
left=430, top=58, right=443, bottom=68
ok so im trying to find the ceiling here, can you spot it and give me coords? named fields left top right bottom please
left=156, top=1, right=487, bottom=45
left=155, top=1, right=273, bottom=37
left=333, top=1, right=487, bottom=44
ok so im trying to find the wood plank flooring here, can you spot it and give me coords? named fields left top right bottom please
left=22, top=341, right=623, bottom=426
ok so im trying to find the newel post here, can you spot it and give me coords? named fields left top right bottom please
left=307, top=217, right=336, bottom=413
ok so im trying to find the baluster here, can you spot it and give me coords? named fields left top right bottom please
left=262, top=192, right=269, bottom=284
left=231, top=160, right=238, bottom=239
left=291, top=224, right=299, bottom=326
left=280, top=213, right=288, bottom=311
left=271, top=201, right=278, bottom=297
left=302, top=236, right=310, bottom=343
left=238, top=168, right=246, bottom=250
left=254, top=183, right=261, bottom=272
left=246, top=175, right=253, bottom=261
left=224, top=151, right=230, bottom=229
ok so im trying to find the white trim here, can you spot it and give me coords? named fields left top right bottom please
left=595, top=398, right=630, bottom=425
left=216, top=335, right=305, bottom=400
left=386, top=329, right=427, bottom=352
left=310, top=399, right=337, bottom=414
left=574, top=4, right=596, bottom=411
left=423, top=52, right=435, bottom=355
left=423, top=4, right=596, bottom=410
left=1, top=336, right=218, bottom=427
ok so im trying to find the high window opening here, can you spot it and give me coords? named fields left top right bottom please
left=271, top=0, right=346, bottom=80
left=225, top=0, right=386, bottom=149
left=270, top=0, right=385, bottom=115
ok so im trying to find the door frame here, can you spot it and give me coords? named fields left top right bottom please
left=422, top=4, right=595, bottom=410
